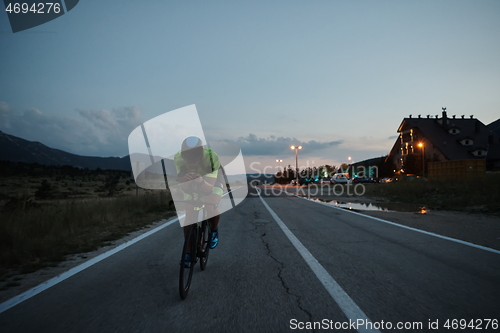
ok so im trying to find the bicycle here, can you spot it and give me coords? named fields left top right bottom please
left=179, top=201, right=213, bottom=300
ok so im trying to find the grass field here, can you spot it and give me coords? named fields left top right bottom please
left=0, top=164, right=174, bottom=283
left=362, top=173, right=500, bottom=215
left=285, top=173, right=500, bottom=216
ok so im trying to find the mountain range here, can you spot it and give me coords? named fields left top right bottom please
left=0, top=131, right=275, bottom=182
left=0, top=130, right=131, bottom=171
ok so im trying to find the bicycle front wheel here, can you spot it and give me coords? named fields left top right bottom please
left=179, top=225, right=196, bottom=300
left=199, top=220, right=211, bottom=271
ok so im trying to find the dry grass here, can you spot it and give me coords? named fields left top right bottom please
left=0, top=165, right=174, bottom=280
left=363, top=173, right=500, bottom=215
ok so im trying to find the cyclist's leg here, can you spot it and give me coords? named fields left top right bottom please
left=180, top=205, right=198, bottom=267
left=209, top=214, right=220, bottom=231
left=205, top=194, right=220, bottom=230
left=183, top=201, right=197, bottom=234
left=182, top=194, right=198, bottom=258
left=203, top=188, right=222, bottom=248
left=204, top=190, right=222, bottom=231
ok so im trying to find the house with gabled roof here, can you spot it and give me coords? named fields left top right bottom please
left=387, top=108, right=500, bottom=174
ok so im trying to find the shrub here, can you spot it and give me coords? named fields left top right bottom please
left=35, top=180, right=53, bottom=199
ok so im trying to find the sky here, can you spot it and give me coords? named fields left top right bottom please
left=1, top=0, right=499, bottom=173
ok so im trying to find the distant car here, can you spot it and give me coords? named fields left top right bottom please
left=320, top=178, right=332, bottom=184
left=298, top=178, right=312, bottom=186
left=351, top=177, right=375, bottom=184
left=331, top=174, right=349, bottom=184
left=380, top=177, right=393, bottom=183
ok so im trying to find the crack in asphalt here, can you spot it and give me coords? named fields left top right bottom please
left=250, top=205, right=315, bottom=330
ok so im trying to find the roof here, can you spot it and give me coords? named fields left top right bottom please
left=395, top=113, right=500, bottom=160
left=488, top=118, right=500, bottom=137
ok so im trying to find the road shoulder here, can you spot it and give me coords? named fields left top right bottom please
left=270, top=184, right=500, bottom=252
left=0, top=217, right=175, bottom=304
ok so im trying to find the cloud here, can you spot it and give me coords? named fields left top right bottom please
left=337, top=135, right=395, bottom=153
left=0, top=102, right=144, bottom=157
left=227, top=133, right=343, bottom=156
left=77, top=109, right=119, bottom=131
left=0, top=101, right=10, bottom=115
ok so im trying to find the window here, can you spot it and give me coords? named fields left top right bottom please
left=461, top=139, right=473, bottom=146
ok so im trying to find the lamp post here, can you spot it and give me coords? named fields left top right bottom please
left=348, top=156, right=352, bottom=178
left=418, top=142, right=425, bottom=177
left=290, top=145, right=302, bottom=185
left=276, top=159, right=282, bottom=182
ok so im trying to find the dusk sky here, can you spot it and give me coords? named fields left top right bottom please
left=1, top=1, right=499, bottom=173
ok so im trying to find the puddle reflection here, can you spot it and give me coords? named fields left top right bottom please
left=309, top=198, right=428, bottom=214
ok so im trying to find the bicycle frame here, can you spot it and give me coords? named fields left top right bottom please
left=178, top=200, right=214, bottom=300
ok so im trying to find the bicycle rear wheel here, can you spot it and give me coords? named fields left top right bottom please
left=199, top=220, right=211, bottom=271
left=179, top=225, right=196, bottom=300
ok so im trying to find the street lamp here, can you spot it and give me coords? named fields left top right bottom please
left=290, top=145, right=302, bottom=185
left=276, top=159, right=283, bottom=181
left=275, top=159, right=283, bottom=171
left=418, top=142, right=425, bottom=177
left=348, top=156, right=352, bottom=178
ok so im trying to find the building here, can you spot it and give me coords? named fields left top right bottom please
left=488, top=118, right=500, bottom=137
left=387, top=108, right=500, bottom=174
left=349, top=156, right=386, bottom=178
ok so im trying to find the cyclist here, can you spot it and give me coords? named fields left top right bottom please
left=175, top=136, right=223, bottom=265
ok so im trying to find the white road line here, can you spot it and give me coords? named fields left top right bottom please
left=258, top=191, right=381, bottom=333
left=0, top=188, right=239, bottom=314
left=0, top=216, right=180, bottom=314
left=291, top=193, right=500, bottom=255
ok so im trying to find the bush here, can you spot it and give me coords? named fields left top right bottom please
left=35, top=179, right=53, bottom=199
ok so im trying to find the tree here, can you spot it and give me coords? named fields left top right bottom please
left=325, top=165, right=336, bottom=177
left=103, top=174, right=120, bottom=196
left=338, top=163, right=349, bottom=173
left=35, top=180, right=53, bottom=199
left=285, top=165, right=295, bottom=183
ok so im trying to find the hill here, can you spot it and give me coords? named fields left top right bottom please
left=0, top=131, right=131, bottom=171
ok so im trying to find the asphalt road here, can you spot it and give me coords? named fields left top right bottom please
left=0, top=186, right=499, bottom=332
